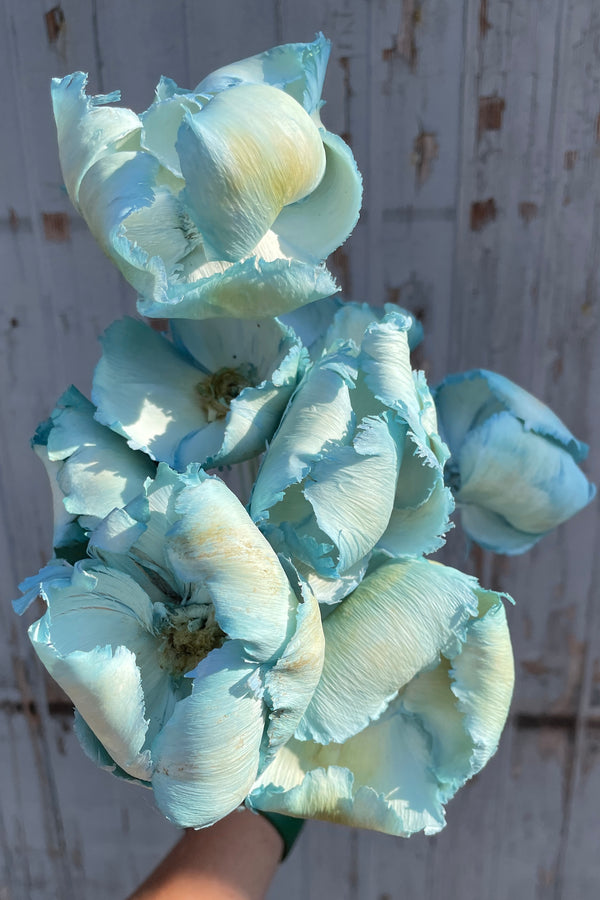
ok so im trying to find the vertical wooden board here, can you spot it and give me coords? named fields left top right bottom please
left=183, top=2, right=279, bottom=84
left=381, top=219, right=456, bottom=381
left=269, top=822, right=361, bottom=900
left=46, top=711, right=178, bottom=899
left=0, top=707, right=76, bottom=899
left=4, top=0, right=99, bottom=213
left=491, top=725, right=572, bottom=900
left=369, top=0, right=465, bottom=212
left=92, top=0, right=189, bottom=104
left=560, top=725, right=600, bottom=898
left=449, top=0, right=566, bottom=379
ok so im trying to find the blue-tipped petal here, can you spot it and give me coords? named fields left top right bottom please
left=51, top=72, right=141, bottom=207
left=301, top=415, right=403, bottom=573
left=151, top=642, right=265, bottom=828
left=195, top=34, right=330, bottom=115
left=457, top=412, right=595, bottom=535
left=140, top=94, right=204, bottom=177
left=263, top=571, right=324, bottom=760
left=273, top=130, right=362, bottom=261
left=251, top=351, right=356, bottom=524
left=296, top=558, right=479, bottom=745
left=249, top=589, right=513, bottom=837
left=434, top=369, right=589, bottom=462
left=36, top=386, right=154, bottom=537
left=458, top=504, right=543, bottom=555
left=177, top=84, right=326, bottom=261
left=166, top=470, right=295, bottom=661
left=93, top=318, right=209, bottom=464
left=137, top=252, right=338, bottom=320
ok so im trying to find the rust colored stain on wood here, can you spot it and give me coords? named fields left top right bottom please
left=412, top=129, right=439, bottom=186
left=45, top=6, right=65, bottom=43
left=470, top=198, right=497, bottom=231
left=42, top=212, right=70, bottom=242
left=479, top=0, right=491, bottom=38
left=383, top=0, right=421, bottom=70
left=519, top=201, right=539, bottom=224
left=564, top=150, right=578, bottom=170
left=8, top=207, right=19, bottom=231
left=478, top=95, right=506, bottom=138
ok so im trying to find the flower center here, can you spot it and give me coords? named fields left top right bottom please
left=196, top=365, right=255, bottom=422
left=157, top=603, right=226, bottom=677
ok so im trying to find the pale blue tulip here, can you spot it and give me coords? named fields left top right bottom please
left=250, top=310, right=453, bottom=604
left=92, top=315, right=306, bottom=469
left=434, top=370, right=596, bottom=554
left=18, top=465, right=324, bottom=828
left=31, top=386, right=155, bottom=562
left=247, top=557, right=514, bottom=836
left=51, top=35, right=362, bottom=320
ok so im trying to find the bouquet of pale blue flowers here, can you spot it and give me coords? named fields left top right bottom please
left=15, top=35, right=594, bottom=840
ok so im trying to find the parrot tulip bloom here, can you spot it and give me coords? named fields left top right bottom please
left=31, top=385, right=155, bottom=560
left=434, top=370, right=596, bottom=554
left=247, top=557, right=514, bottom=836
left=51, top=35, right=362, bottom=320
left=250, top=310, right=453, bottom=604
left=19, top=465, right=324, bottom=827
left=92, top=315, right=307, bottom=469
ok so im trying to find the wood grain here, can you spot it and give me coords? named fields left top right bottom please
left=2, top=1, right=599, bottom=897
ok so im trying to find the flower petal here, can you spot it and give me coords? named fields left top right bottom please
left=166, top=469, right=295, bottom=661
left=92, top=317, right=208, bottom=465
left=151, top=642, right=265, bottom=828
left=249, top=590, right=513, bottom=837
left=296, top=558, right=479, bottom=745
left=195, top=34, right=330, bottom=115
left=250, top=351, right=356, bottom=524
left=262, top=570, right=325, bottom=761
left=458, top=504, right=543, bottom=555
left=51, top=72, right=140, bottom=208
left=177, top=84, right=326, bottom=261
left=434, top=369, right=589, bottom=462
left=273, top=130, right=362, bottom=261
left=137, top=253, right=338, bottom=320
left=35, top=385, right=155, bottom=536
left=457, top=411, right=595, bottom=534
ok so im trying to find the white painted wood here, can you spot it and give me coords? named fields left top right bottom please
left=2, top=1, right=599, bottom=897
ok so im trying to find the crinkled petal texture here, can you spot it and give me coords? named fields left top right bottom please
left=247, top=560, right=514, bottom=837
left=32, top=386, right=155, bottom=555
left=92, top=316, right=305, bottom=469
left=434, top=370, right=596, bottom=554
left=21, top=464, right=324, bottom=828
left=51, top=36, right=361, bottom=320
left=250, top=312, right=453, bottom=603
left=281, top=298, right=423, bottom=362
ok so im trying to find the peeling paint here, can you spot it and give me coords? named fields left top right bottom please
left=519, top=201, right=539, bottom=224
left=45, top=6, right=65, bottom=44
left=412, top=129, right=439, bottom=186
left=470, top=198, right=497, bottom=231
left=42, top=212, right=70, bottom=242
left=383, top=0, right=421, bottom=70
left=478, top=95, right=506, bottom=138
